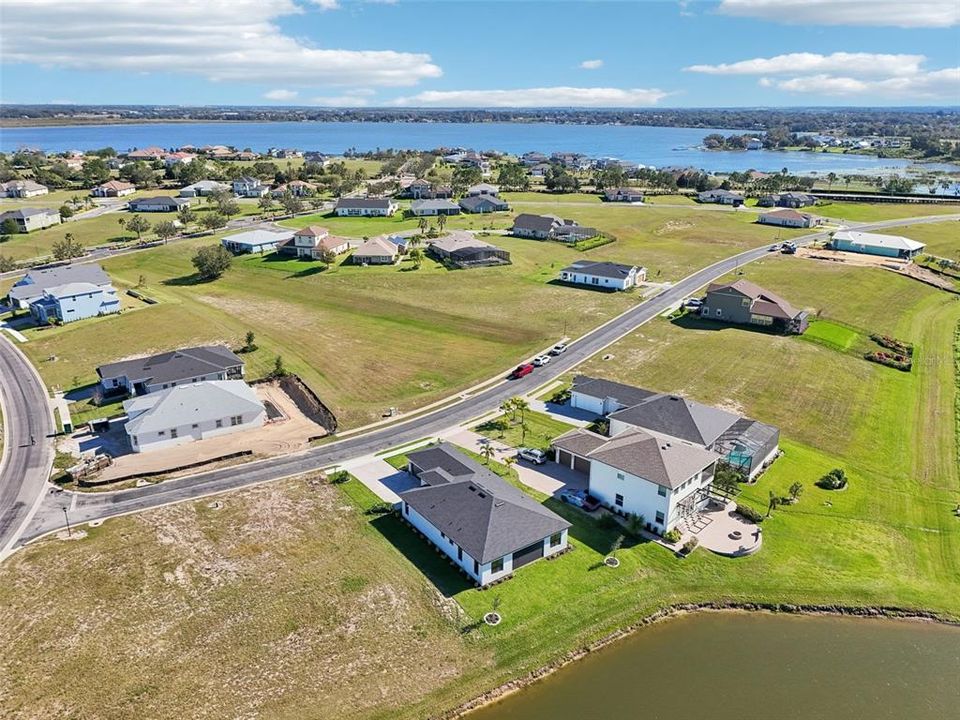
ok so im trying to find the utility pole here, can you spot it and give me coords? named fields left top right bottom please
left=62, top=507, right=72, bottom=537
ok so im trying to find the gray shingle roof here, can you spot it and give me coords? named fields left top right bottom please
left=608, top=394, right=740, bottom=447
left=400, top=445, right=569, bottom=564
left=411, top=199, right=459, bottom=212
left=512, top=213, right=560, bottom=233
left=704, top=279, right=802, bottom=321
left=561, top=260, right=637, bottom=280
left=8, top=263, right=111, bottom=303
left=571, top=375, right=658, bottom=408
left=459, top=195, right=509, bottom=212
left=336, top=197, right=393, bottom=210
left=97, top=345, right=243, bottom=386
left=0, top=207, right=59, bottom=220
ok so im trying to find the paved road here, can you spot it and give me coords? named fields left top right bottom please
left=10, top=213, right=960, bottom=548
left=0, top=336, right=56, bottom=556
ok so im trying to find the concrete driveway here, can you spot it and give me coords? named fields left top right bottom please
left=343, top=457, right=419, bottom=503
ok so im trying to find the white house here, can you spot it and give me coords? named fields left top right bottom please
left=757, top=209, right=819, bottom=229
left=232, top=176, right=268, bottom=198
left=0, top=208, right=61, bottom=233
left=558, top=260, right=645, bottom=291
left=180, top=180, right=229, bottom=197
left=91, top=180, right=136, bottom=197
left=123, top=380, right=265, bottom=453
left=284, top=225, right=351, bottom=259
left=97, top=345, right=244, bottom=396
left=28, top=282, right=121, bottom=325
left=831, top=230, right=926, bottom=260
left=128, top=196, right=190, bottom=213
left=398, top=445, right=570, bottom=587
left=220, top=228, right=293, bottom=254
left=1, top=180, right=48, bottom=198
left=334, top=197, right=398, bottom=217
left=410, top=199, right=461, bottom=216
left=7, top=264, right=115, bottom=310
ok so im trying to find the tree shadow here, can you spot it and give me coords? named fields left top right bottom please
left=670, top=312, right=785, bottom=336
left=162, top=273, right=215, bottom=287
left=545, top=279, right=619, bottom=293
left=369, top=513, right=474, bottom=598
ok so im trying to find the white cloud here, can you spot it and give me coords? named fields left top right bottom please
left=580, top=59, right=604, bottom=70
left=686, top=52, right=925, bottom=78
left=773, top=68, right=960, bottom=99
left=264, top=89, right=299, bottom=101
left=717, top=0, right=959, bottom=28
left=0, top=0, right=441, bottom=87
left=310, top=88, right=374, bottom=106
left=310, top=0, right=340, bottom=9
left=391, top=87, right=671, bottom=108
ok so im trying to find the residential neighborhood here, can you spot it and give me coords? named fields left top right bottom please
left=700, top=279, right=809, bottom=334
left=0, top=207, right=61, bottom=233
left=558, top=260, right=646, bottom=290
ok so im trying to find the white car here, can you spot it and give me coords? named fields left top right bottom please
left=517, top=447, right=547, bottom=465
left=549, top=343, right=568, bottom=356
left=533, top=355, right=551, bottom=366
left=684, top=298, right=703, bottom=309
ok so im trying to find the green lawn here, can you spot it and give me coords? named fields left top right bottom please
left=801, top=318, right=861, bottom=352
left=812, top=201, right=959, bottom=222
left=894, top=220, right=960, bottom=259
left=474, top=409, right=576, bottom=452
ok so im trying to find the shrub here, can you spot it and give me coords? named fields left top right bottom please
left=865, top=350, right=912, bottom=372
left=365, top=502, right=394, bottom=515
left=816, top=468, right=848, bottom=490
left=328, top=470, right=350, bottom=484
left=869, top=333, right=913, bottom=356
left=663, top=528, right=682, bottom=544
left=625, top=512, right=645, bottom=537
left=597, top=513, right=620, bottom=531
left=681, top=537, right=699, bottom=555
left=735, top=503, right=764, bottom=523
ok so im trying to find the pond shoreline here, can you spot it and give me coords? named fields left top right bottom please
left=448, top=602, right=960, bottom=719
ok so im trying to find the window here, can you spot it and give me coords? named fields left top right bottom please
left=403, top=502, right=409, bottom=516
left=655, top=511, right=665, bottom=524
left=457, top=546, right=462, bottom=561
left=473, top=560, right=479, bottom=574
left=215, top=419, right=223, bottom=428
left=550, top=532, right=563, bottom=548
left=158, top=430, right=166, bottom=436
left=616, top=472, right=625, bottom=481
left=230, top=415, right=242, bottom=426
left=491, top=557, right=504, bottom=574
left=170, top=428, right=178, bottom=439
left=658, top=486, right=667, bottom=497
left=615, top=493, right=624, bottom=507
left=715, top=309, right=722, bottom=317
left=191, top=424, right=199, bottom=429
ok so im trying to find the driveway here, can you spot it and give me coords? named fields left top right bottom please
left=343, top=457, right=419, bottom=503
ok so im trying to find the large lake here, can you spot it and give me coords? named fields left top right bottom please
left=470, top=613, right=960, bottom=720
left=3, top=121, right=956, bottom=175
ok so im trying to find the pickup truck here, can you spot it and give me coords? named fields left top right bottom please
left=510, top=363, right=534, bottom=379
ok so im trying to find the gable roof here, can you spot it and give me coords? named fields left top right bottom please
left=0, top=207, right=59, bottom=220
left=705, top=279, right=802, bottom=321
left=400, top=445, right=569, bottom=563
left=124, top=380, right=264, bottom=435
left=294, top=225, right=329, bottom=238
left=353, top=236, right=398, bottom=257
left=459, top=195, right=509, bottom=211
left=221, top=229, right=293, bottom=247
left=411, top=198, right=459, bottom=211
left=561, top=260, right=638, bottom=279
left=608, top=393, right=740, bottom=447
left=762, top=209, right=808, bottom=222
left=512, top=213, right=561, bottom=233
left=44, top=282, right=103, bottom=298
left=553, top=427, right=720, bottom=489
left=97, top=345, right=243, bottom=385
left=429, top=232, right=501, bottom=255
left=9, top=263, right=112, bottom=303
left=336, top=197, right=394, bottom=210
left=571, top=375, right=659, bottom=408
left=95, top=180, right=136, bottom=191
left=832, top=230, right=925, bottom=252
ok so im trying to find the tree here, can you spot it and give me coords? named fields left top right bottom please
left=177, top=205, right=196, bottom=228
left=58, top=204, right=74, bottom=220
left=191, top=244, right=232, bottom=280
left=436, top=213, right=447, bottom=232
left=1, top=218, right=19, bottom=237
left=243, top=330, right=257, bottom=353
left=788, top=481, right=804, bottom=502
left=116, top=217, right=127, bottom=239
left=826, top=172, right=837, bottom=190
left=608, top=534, right=624, bottom=560
left=200, top=211, right=228, bottom=232
left=0, top=255, right=16, bottom=273
left=408, top=246, right=424, bottom=269
left=271, top=355, right=289, bottom=378
left=51, top=233, right=84, bottom=261
left=319, top=248, right=337, bottom=269
left=767, top=490, right=781, bottom=517
left=480, top=443, right=496, bottom=466
left=216, top=195, right=240, bottom=217
left=81, top=158, right=111, bottom=186
left=258, top=195, right=275, bottom=216
left=519, top=420, right=529, bottom=444
left=496, top=162, right=530, bottom=191
left=154, top=221, right=178, bottom=244
left=513, top=397, right=530, bottom=424
left=126, top=214, right=151, bottom=241
left=451, top=166, right=482, bottom=196
left=417, top=217, right=429, bottom=234
left=280, top=191, right=304, bottom=216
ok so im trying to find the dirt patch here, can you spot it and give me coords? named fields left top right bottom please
left=654, top=220, right=696, bottom=235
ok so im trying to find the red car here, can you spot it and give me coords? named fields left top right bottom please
left=510, top=363, right=534, bottom=379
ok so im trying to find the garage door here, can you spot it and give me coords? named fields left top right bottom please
left=512, top=540, right=545, bottom=570
left=558, top=450, right=572, bottom=467
left=573, top=456, right=591, bottom=474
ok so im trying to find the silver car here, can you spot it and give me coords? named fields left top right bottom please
left=517, top=447, right=547, bottom=465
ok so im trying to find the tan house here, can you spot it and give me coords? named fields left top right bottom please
left=282, top=225, right=351, bottom=259
left=2, top=180, right=48, bottom=198
left=91, top=180, right=136, bottom=198
left=352, top=236, right=400, bottom=265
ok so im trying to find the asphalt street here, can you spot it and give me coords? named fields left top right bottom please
left=5, top=212, right=958, bottom=549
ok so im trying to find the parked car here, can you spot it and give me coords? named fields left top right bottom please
left=781, top=243, right=797, bottom=254
left=768, top=243, right=780, bottom=252
left=559, top=488, right=600, bottom=511
left=510, top=363, right=534, bottom=379
left=517, top=447, right=547, bottom=465
left=533, top=354, right=551, bottom=366
left=549, top=343, right=567, bottom=356
left=684, top=298, right=703, bottom=309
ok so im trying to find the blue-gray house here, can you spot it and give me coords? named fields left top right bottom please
left=29, top=282, right=120, bottom=324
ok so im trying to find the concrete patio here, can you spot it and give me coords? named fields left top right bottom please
left=683, top=499, right=762, bottom=557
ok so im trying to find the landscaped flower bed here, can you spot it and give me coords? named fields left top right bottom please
left=865, top=350, right=912, bottom=372
left=869, top=333, right=913, bottom=357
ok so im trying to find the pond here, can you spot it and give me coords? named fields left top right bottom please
left=469, top=612, right=960, bottom=720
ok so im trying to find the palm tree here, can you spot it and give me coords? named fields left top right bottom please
left=437, top=213, right=447, bottom=232
left=513, top=397, right=530, bottom=424
left=117, top=217, right=127, bottom=239
left=519, top=421, right=529, bottom=444
left=480, top=443, right=495, bottom=466
left=826, top=172, right=837, bottom=190
left=767, top=490, right=781, bottom=517
left=499, top=399, right=513, bottom=421
left=418, top=217, right=428, bottom=234
left=408, top=246, right=424, bottom=269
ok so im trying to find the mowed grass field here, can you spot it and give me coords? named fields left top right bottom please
left=812, top=200, right=960, bottom=221
left=1, top=246, right=958, bottom=719
left=894, top=218, right=960, bottom=258
left=17, top=204, right=797, bottom=428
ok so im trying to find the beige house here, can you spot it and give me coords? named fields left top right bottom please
left=284, top=225, right=351, bottom=259
left=352, top=236, right=400, bottom=265
left=91, top=180, right=136, bottom=198
left=2, top=180, right=48, bottom=198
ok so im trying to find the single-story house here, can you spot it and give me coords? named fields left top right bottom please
left=128, top=196, right=190, bottom=213
left=334, top=197, right=398, bottom=217
left=7, top=263, right=114, bottom=310
left=757, top=192, right=817, bottom=209
left=830, top=230, right=925, bottom=260
left=352, top=236, right=400, bottom=264
left=123, top=380, right=265, bottom=453
left=521, top=151, right=549, bottom=166
left=466, top=183, right=499, bottom=197
left=271, top=180, right=317, bottom=197
left=602, top=187, right=643, bottom=203
left=97, top=345, right=244, bottom=396
left=163, top=152, right=196, bottom=167
left=0, top=208, right=61, bottom=233
left=553, top=223, right=599, bottom=243
left=427, top=232, right=510, bottom=267
left=757, top=209, right=819, bottom=229
left=568, top=375, right=781, bottom=481
left=179, top=180, right=229, bottom=197
left=280, top=225, right=351, bottom=259
left=746, top=138, right=763, bottom=150
left=701, top=279, right=808, bottom=334
left=28, top=281, right=120, bottom=324
left=697, top=189, right=745, bottom=206
left=458, top=195, right=510, bottom=214
left=410, top=199, right=461, bottom=216
left=512, top=213, right=595, bottom=242
left=232, top=176, right=268, bottom=198
left=1, top=180, right=48, bottom=198
left=399, top=444, right=570, bottom=587
left=558, top=260, right=645, bottom=291
left=221, top=228, right=294, bottom=255
left=553, top=426, right=720, bottom=534
left=126, top=146, right=166, bottom=160
left=91, top=180, right=136, bottom=198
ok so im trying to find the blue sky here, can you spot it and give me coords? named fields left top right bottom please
left=1, top=0, right=958, bottom=107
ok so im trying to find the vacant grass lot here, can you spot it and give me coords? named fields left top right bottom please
left=1, top=254, right=957, bottom=719
left=812, top=201, right=959, bottom=222
left=19, top=204, right=795, bottom=428
left=474, top=409, right=576, bottom=452
left=894, top=219, right=960, bottom=258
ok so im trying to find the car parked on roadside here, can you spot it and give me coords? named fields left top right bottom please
left=510, top=363, right=534, bottom=379
left=517, top=447, right=547, bottom=465
left=768, top=243, right=780, bottom=252
left=549, top=343, right=567, bottom=356
left=684, top=297, right=703, bottom=309
left=533, top=354, right=551, bottom=366
left=559, top=488, right=600, bottom=511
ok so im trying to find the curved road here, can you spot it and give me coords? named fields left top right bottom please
left=7, top=212, right=959, bottom=550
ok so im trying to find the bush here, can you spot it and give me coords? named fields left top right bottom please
left=328, top=470, right=350, bottom=485
left=735, top=503, right=764, bottom=523
left=681, top=537, right=699, bottom=555
left=663, top=528, right=682, bottom=544
left=191, top=244, right=232, bottom=280
left=816, top=467, right=848, bottom=490
left=597, top=513, right=620, bottom=530
left=869, top=333, right=913, bottom=356
left=365, top=502, right=395, bottom=515
left=864, top=350, right=912, bottom=372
